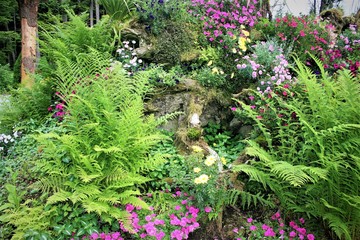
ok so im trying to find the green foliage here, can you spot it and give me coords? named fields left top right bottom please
left=0, top=79, right=53, bottom=134
left=98, top=0, right=135, bottom=21
left=233, top=55, right=360, bottom=240
left=34, top=51, right=167, bottom=226
left=134, top=0, right=192, bottom=35
left=0, top=64, right=15, bottom=93
left=194, top=67, right=227, bottom=88
left=39, top=10, right=114, bottom=78
left=146, top=64, right=184, bottom=87
left=0, top=183, right=55, bottom=240
left=153, top=21, right=195, bottom=66
left=147, top=131, right=187, bottom=191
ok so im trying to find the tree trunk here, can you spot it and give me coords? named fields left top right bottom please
left=90, top=0, right=94, bottom=27
left=18, top=0, right=39, bottom=88
left=95, top=0, right=100, bottom=24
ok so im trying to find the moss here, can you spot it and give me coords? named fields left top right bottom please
left=187, top=127, right=202, bottom=140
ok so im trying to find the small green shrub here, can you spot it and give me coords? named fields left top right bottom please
left=194, top=67, right=226, bottom=88
left=0, top=64, right=15, bottom=93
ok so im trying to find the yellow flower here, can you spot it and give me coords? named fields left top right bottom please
left=231, top=72, right=234, bottom=79
left=238, top=37, right=247, bottom=52
left=212, top=67, right=219, bottom=74
left=240, top=25, right=245, bottom=29
left=205, top=155, right=216, bottom=166
left=194, top=177, right=202, bottom=184
left=194, top=174, right=209, bottom=184
left=221, top=157, right=226, bottom=165
left=191, top=145, right=203, bottom=153
left=242, top=30, right=250, bottom=37
left=232, top=48, right=237, bottom=53
left=193, top=167, right=201, bottom=173
left=207, top=60, right=213, bottom=66
left=219, top=70, right=224, bottom=74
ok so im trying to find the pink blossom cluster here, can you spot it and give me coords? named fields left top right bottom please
left=190, top=0, right=262, bottom=44
left=81, top=191, right=205, bottom=240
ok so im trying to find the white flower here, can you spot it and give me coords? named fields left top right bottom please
left=138, top=59, right=143, bottom=63
left=131, top=40, right=136, bottom=44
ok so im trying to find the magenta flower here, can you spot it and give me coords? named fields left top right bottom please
left=262, top=224, right=269, bottom=230
left=247, top=217, right=253, bottom=223
left=264, top=227, right=276, bottom=237
left=289, top=231, right=297, bottom=237
left=171, top=229, right=183, bottom=240
left=175, top=205, right=181, bottom=211
left=250, top=225, right=257, bottom=231
left=204, top=206, right=212, bottom=213
left=307, top=233, right=315, bottom=240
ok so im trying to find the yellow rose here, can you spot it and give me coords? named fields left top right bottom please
left=205, top=156, right=216, bottom=166
left=194, top=167, right=201, bottom=173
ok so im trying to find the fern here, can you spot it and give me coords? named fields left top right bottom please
left=236, top=55, right=360, bottom=239
left=34, top=51, right=167, bottom=224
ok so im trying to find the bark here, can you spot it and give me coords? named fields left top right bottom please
left=90, top=0, right=94, bottom=27
left=18, top=0, right=39, bottom=88
left=95, top=0, right=100, bottom=24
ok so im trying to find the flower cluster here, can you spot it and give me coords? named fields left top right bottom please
left=190, top=0, right=261, bottom=47
left=83, top=191, right=204, bottom=240
left=256, top=15, right=332, bottom=64
left=0, top=131, right=19, bottom=156
left=321, top=24, right=360, bottom=75
left=116, top=40, right=143, bottom=75
left=233, top=212, right=316, bottom=240
left=236, top=40, right=293, bottom=94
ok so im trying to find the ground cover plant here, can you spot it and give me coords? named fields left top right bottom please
left=1, top=1, right=360, bottom=239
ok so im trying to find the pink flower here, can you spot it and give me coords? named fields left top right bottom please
left=262, top=224, right=270, bottom=230
left=250, top=225, right=257, bottom=231
left=231, top=107, right=237, bottom=111
left=204, top=206, right=212, bottom=213
left=264, top=227, right=276, bottom=237
left=249, top=95, right=255, bottom=101
left=256, top=115, right=263, bottom=120
left=125, top=204, right=134, bottom=212
left=175, top=205, right=181, bottom=211
left=250, top=105, right=256, bottom=109
left=289, top=231, right=297, bottom=237
left=299, top=218, right=305, bottom=224
left=282, top=91, right=287, bottom=96
left=299, top=30, right=306, bottom=37
left=233, top=228, right=239, bottom=233
left=271, top=212, right=281, bottom=220
left=307, top=233, right=315, bottom=240
left=247, top=217, right=253, bottom=223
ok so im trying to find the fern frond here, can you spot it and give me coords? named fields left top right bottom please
left=323, top=213, right=352, bottom=240
left=47, top=190, right=72, bottom=205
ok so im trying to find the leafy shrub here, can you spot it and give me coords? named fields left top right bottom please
left=233, top=56, right=360, bottom=240
left=34, top=52, right=166, bottom=227
left=0, top=64, right=15, bottom=93
left=195, top=66, right=226, bottom=88
left=134, top=0, right=191, bottom=35
left=0, top=79, right=53, bottom=134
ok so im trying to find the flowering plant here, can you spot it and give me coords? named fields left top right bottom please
left=322, top=24, right=360, bottom=75
left=233, top=212, right=316, bottom=240
left=116, top=40, right=143, bottom=75
left=255, top=15, right=332, bottom=64
left=171, top=145, right=229, bottom=218
left=0, top=131, right=19, bottom=157
left=81, top=191, right=206, bottom=240
left=236, top=39, right=293, bottom=94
